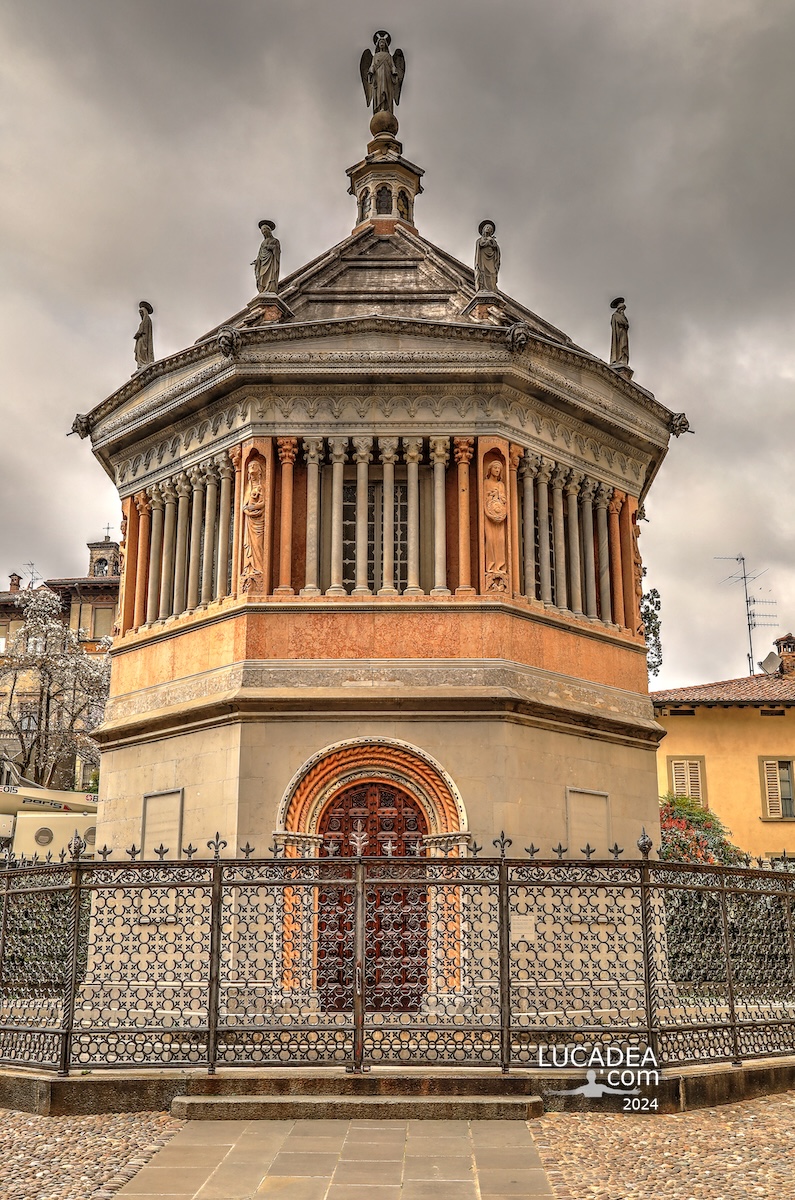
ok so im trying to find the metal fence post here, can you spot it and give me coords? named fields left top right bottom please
left=58, top=862, right=82, bottom=1077
left=0, top=860, right=9, bottom=994
left=638, top=860, right=661, bottom=1066
left=498, top=858, right=511, bottom=1074
left=719, top=872, right=742, bottom=1065
left=206, top=857, right=223, bottom=1075
left=786, top=880, right=795, bottom=992
left=352, top=859, right=366, bottom=1073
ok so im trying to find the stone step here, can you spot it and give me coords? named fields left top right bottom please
left=183, top=1070, right=541, bottom=1099
left=171, top=1093, right=544, bottom=1121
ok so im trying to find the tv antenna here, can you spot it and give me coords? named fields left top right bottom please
left=23, top=562, right=40, bottom=588
left=715, top=554, right=777, bottom=676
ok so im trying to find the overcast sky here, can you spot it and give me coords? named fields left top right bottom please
left=2, top=0, right=794, bottom=689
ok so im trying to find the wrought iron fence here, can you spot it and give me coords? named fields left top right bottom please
left=1, top=837, right=794, bottom=1075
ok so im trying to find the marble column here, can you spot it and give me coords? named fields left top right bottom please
left=229, top=446, right=242, bottom=596
left=145, top=485, right=164, bottom=625
left=403, top=436, right=423, bottom=596
left=509, top=444, right=522, bottom=596
left=430, top=437, right=450, bottom=596
left=200, top=460, right=219, bottom=605
left=172, top=473, right=191, bottom=616
left=595, top=483, right=613, bottom=624
left=352, top=436, right=373, bottom=596
left=551, top=464, right=568, bottom=611
left=536, top=459, right=554, bottom=605
left=274, top=437, right=298, bottom=596
left=565, top=470, right=584, bottom=617
left=580, top=478, right=598, bottom=619
left=158, top=480, right=178, bottom=620
left=215, top=453, right=234, bottom=601
left=520, top=452, right=540, bottom=600
left=133, top=491, right=151, bottom=630
left=300, top=437, right=324, bottom=596
left=453, top=438, right=475, bottom=596
left=608, top=489, right=626, bottom=627
left=378, top=437, right=399, bottom=595
left=186, top=465, right=205, bottom=611
left=326, top=437, right=348, bottom=596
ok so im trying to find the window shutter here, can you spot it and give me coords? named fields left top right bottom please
left=671, top=759, right=702, bottom=802
left=763, top=761, right=783, bottom=818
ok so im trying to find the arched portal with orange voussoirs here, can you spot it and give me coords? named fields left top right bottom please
left=277, top=736, right=467, bottom=847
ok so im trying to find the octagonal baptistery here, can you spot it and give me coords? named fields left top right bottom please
left=80, top=113, right=676, bottom=863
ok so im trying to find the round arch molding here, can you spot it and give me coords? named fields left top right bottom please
left=278, top=737, right=467, bottom=839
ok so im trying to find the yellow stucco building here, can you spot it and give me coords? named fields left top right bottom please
left=651, top=635, right=795, bottom=859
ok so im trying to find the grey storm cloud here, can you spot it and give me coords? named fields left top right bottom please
left=1, top=0, right=794, bottom=688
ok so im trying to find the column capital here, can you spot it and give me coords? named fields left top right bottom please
left=134, top=490, right=151, bottom=516
left=188, top=465, right=205, bottom=490
left=160, top=480, right=178, bottom=505
left=565, top=469, right=584, bottom=496
left=228, top=444, right=242, bottom=470
left=214, top=451, right=234, bottom=480
left=277, top=436, right=299, bottom=465
left=608, top=488, right=626, bottom=515
left=303, top=436, right=325, bottom=465
left=379, top=436, right=400, bottom=464
left=352, top=435, right=373, bottom=464
left=519, top=451, right=541, bottom=480
left=175, top=471, right=192, bottom=499
left=509, top=442, right=524, bottom=471
left=429, top=436, right=449, bottom=466
left=328, top=436, right=349, bottom=464
left=402, top=436, right=423, bottom=464
left=146, top=483, right=165, bottom=510
left=580, top=476, right=598, bottom=504
left=550, top=462, right=568, bottom=490
left=201, top=458, right=219, bottom=484
left=536, top=457, right=555, bottom=485
left=453, top=436, right=474, bottom=465
left=595, top=481, right=613, bottom=509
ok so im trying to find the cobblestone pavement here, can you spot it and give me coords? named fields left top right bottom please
left=532, top=1092, right=795, bottom=1200
left=0, top=1110, right=182, bottom=1200
left=2, top=1095, right=794, bottom=1200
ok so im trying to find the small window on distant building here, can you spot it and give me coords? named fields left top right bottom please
left=92, top=607, right=114, bottom=639
left=762, top=760, right=795, bottom=819
left=376, top=185, right=392, bottom=214
left=669, top=758, right=705, bottom=805
left=359, top=189, right=371, bottom=222
left=760, top=709, right=785, bottom=717
left=397, top=189, right=410, bottom=221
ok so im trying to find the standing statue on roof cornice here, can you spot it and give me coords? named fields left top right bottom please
left=610, top=297, right=630, bottom=367
left=474, top=221, right=500, bottom=294
left=252, top=220, right=281, bottom=295
left=360, top=31, right=405, bottom=117
left=133, top=300, right=154, bottom=371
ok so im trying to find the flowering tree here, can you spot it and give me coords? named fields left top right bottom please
left=0, top=588, right=110, bottom=787
left=659, top=792, right=745, bottom=865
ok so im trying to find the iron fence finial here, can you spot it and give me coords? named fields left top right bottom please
left=637, top=828, right=653, bottom=859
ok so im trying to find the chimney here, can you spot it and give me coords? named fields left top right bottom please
left=774, top=633, right=795, bottom=675
left=8, top=573, right=21, bottom=594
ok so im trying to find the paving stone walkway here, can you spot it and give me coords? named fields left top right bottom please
left=112, top=1118, right=553, bottom=1200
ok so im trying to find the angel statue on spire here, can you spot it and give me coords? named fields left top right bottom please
left=360, top=31, right=405, bottom=116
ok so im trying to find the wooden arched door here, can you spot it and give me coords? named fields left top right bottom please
left=316, top=782, right=428, bottom=1012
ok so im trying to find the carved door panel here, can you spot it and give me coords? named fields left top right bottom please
left=316, top=782, right=428, bottom=1012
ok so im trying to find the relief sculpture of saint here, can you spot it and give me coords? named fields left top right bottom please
left=483, top=459, right=509, bottom=591
left=241, top=457, right=266, bottom=593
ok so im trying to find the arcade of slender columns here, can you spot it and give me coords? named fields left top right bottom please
left=121, top=437, right=641, bottom=636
